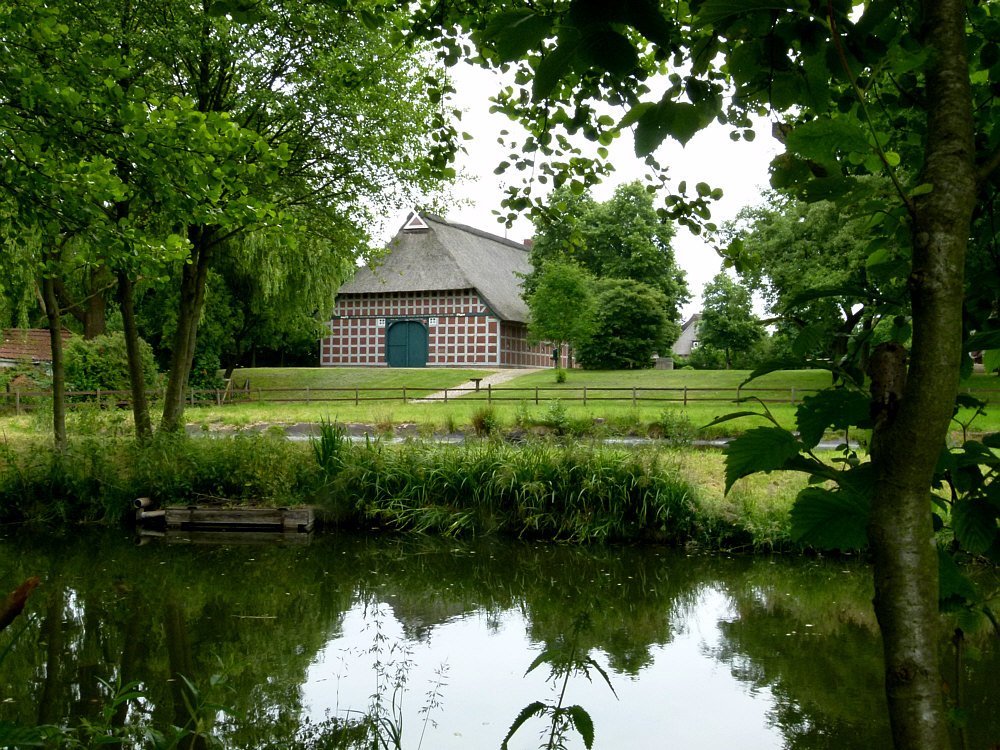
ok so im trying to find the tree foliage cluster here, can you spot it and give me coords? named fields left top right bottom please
left=524, top=181, right=688, bottom=368
left=0, top=0, right=456, bottom=441
left=696, top=272, right=764, bottom=370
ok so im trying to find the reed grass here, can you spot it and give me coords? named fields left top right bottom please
left=0, top=430, right=801, bottom=549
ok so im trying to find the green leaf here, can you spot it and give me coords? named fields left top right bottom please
left=483, top=10, right=554, bottom=62
left=533, top=32, right=582, bottom=101
left=983, top=349, right=1000, bottom=374
left=580, top=28, right=639, bottom=76
left=700, top=410, right=770, bottom=430
left=785, top=117, right=870, bottom=167
left=939, top=547, right=977, bottom=605
left=696, top=0, right=804, bottom=27
left=790, top=487, right=869, bottom=551
left=501, top=701, right=547, bottom=749
left=953, top=498, right=999, bottom=555
left=566, top=705, right=595, bottom=749
left=965, top=329, right=1000, bottom=351
left=0, top=721, right=44, bottom=747
left=635, top=100, right=704, bottom=154
left=795, top=389, right=872, bottom=448
left=791, top=324, right=827, bottom=358
left=724, top=427, right=801, bottom=492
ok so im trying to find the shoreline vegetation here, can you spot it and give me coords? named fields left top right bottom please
left=2, top=366, right=995, bottom=551
left=0, top=425, right=805, bottom=550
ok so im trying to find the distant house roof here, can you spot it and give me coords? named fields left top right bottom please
left=0, top=328, right=72, bottom=364
left=680, top=313, right=701, bottom=332
left=338, top=213, right=532, bottom=322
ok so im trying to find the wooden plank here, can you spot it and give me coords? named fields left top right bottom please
left=164, top=505, right=314, bottom=532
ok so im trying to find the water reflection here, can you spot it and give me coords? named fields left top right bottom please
left=0, top=528, right=996, bottom=749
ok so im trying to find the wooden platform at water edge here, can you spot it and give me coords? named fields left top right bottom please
left=154, top=505, right=315, bottom=532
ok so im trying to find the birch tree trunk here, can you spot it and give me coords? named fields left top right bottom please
left=867, top=1, right=976, bottom=747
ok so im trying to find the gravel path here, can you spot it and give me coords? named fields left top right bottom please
left=411, top=368, right=542, bottom=402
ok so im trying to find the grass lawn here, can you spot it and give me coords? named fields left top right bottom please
left=5, top=366, right=1000, bottom=439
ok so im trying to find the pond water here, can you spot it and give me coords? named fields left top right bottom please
left=1, top=527, right=997, bottom=749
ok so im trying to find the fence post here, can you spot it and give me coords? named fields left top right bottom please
left=306, top=386, right=310, bottom=405
left=190, top=388, right=194, bottom=406
left=258, top=387, right=262, bottom=404
left=632, top=387, right=636, bottom=406
left=15, top=391, right=20, bottom=415
left=403, top=385, right=407, bottom=404
left=488, top=384, right=492, bottom=404
left=444, top=388, right=448, bottom=403
left=583, top=386, right=587, bottom=406
left=355, top=388, right=359, bottom=406
left=535, top=386, right=538, bottom=405
left=736, top=384, right=741, bottom=403
left=684, top=386, right=688, bottom=406
left=790, top=387, right=796, bottom=404
left=97, top=387, right=101, bottom=409
left=215, top=388, right=221, bottom=406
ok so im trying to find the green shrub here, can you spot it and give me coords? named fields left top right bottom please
left=471, top=405, right=501, bottom=436
left=539, top=400, right=569, bottom=433
left=555, top=367, right=567, bottom=383
left=188, top=347, right=225, bottom=391
left=64, top=332, right=160, bottom=394
left=653, top=409, right=698, bottom=447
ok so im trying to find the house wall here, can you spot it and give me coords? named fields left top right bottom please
left=499, top=322, right=572, bottom=368
left=321, top=290, right=564, bottom=369
left=672, top=318, right=700, bottom=356
left=322, top=289, right=503, bottom=367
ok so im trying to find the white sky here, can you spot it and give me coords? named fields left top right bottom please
left=433, top=62, right=781, bottom=319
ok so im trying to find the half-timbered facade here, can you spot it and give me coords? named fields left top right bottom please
left=321, top=214, right=566, bottom=368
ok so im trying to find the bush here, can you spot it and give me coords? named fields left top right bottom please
left=652, top=409, right=698, bottom=447
left=576, top=279, right=674, bottom=369
left=64, top=332, right=160, bottom=394
left=688, top=345, right=726, bottom=370
left=188, top=347, right=225, bottom=391
left=471, top=405, right=501, bottom=436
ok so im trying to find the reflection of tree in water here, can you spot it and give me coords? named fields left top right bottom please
left=7, top=530, right=996, bottom=749
left=709, top=558, right=1000, bottom=750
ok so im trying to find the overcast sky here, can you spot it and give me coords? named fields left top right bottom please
left=401, top=62, right=782, bottom=319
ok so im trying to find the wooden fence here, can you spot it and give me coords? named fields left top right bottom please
left=3, top=382, right=1000, bottom=413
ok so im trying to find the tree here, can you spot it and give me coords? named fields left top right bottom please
left=525, top=258, right=596, bottom=367
left=697, top=273, right=763, bottom=369
left=404, top=1, right=997, bottom=746
left=525, top=181, right=689, bottom=322
left=575, top=279, right=672, bottom=369
left=724, top=187, right=907, bottom=366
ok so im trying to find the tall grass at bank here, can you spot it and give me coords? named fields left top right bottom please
left=0, top=429, right=800, bottom=549
left=319, top=437, right=699, bottom=542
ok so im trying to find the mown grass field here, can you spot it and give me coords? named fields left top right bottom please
left=194, top=366, right=1000, bottom=438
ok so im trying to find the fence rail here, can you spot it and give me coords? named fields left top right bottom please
left=3, top=383, right=1000, bottom=413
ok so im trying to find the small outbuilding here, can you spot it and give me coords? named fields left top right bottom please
left=321, top=213, right=565, bottom=368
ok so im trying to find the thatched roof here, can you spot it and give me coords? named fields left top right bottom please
left=338, top=213, right=532, bottom=322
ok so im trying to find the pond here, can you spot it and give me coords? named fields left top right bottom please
left=1, top=527, right=997, bottom=749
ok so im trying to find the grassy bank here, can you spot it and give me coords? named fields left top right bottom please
left=0, top=430, right=803, bottom=549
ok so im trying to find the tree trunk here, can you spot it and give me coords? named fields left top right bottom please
left=54, top=264, right=111, bottom=340
left=867, top=2, right=975, bottom=748
left=159, top=226, right=213, bottom=434
left=41, top=271, right=67, bottom=449
left=118, top=272, right=153, bottom=442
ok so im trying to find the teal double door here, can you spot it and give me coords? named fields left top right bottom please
left=385, top=320, right=428, bottom=367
